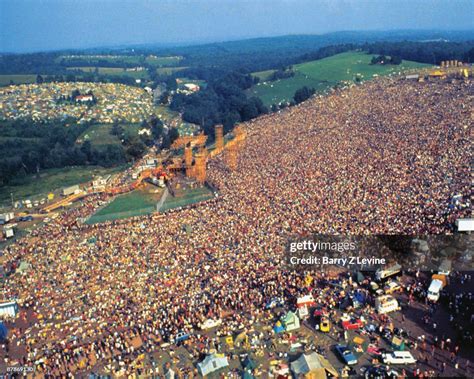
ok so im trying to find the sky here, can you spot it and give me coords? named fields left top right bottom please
left=1, top=0, right=473, bottom=53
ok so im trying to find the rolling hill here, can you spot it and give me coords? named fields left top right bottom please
left=247, top=51, right=431, bottom=106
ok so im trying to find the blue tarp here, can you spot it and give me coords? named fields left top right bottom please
left=0, top=322, right=7, bottom=342
left=354, top=291, right=366, bottom=304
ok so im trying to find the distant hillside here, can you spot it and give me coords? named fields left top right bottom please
left=141, top=30, right=473, bottom=72
left=2, top=30, right=471, bottom=76
left=247, top=51, right=430, bottom=106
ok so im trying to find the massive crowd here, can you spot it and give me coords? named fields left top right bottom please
left=0, top=77, right=472, bottom=376
left=0, top=82, right=153, bottom=123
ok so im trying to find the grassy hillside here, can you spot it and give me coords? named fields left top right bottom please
left=247, top=51, right=430, bottom=106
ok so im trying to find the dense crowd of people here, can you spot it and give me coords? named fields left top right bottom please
left=0, top=82, right=152, bottom=123
left=1, top=77, right=472, bottom=376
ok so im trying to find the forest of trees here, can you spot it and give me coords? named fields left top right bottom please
left=170, top=71, right=268, bottom=137
left=294, top=86, right=316, bottom=104
left=363, top=41, right=474, bottom=65
left=0, top=120, right=118, bottom=185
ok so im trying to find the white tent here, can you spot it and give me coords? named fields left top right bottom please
left=197, top=353, right=229, bottom=376
left=291, top=352, right=338, bottom=378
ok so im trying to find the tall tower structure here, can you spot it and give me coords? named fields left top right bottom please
left=215, top=125, right=224, bottom=152
left=194, top=148, right=208, bottom=183
left=224, top=125, right=247, bottom=171
left=184, top=144, right=194, bottom=178
left=233, top=125, right=247, bottom=143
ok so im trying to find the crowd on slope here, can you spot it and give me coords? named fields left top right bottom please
left=1, top=77, right=472, bottom=376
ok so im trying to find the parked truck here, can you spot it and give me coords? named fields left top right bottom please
left=0, top=212, right=14, bottom=225
left=375, top=263, right=402, bottom=281
left=427, top=279, right=444, bottom=302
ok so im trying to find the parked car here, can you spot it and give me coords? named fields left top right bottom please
left=384, top=281, right=402, bottom=294
left=265, top=297, right=284, bottom=309
left=313, top=306, right=329, bottom=317
left=174, top=331, right=190, bottom=344
left=18, top=215, right=33, bottom=222
left=341, top=315, right=365, bottom=330
left=199, top=319, right=222, bottom=330
left=382, top=351, right=417, bottom=365
left=335, top=344, right=358, bottom=365
left=367, top=344, right=382, bottom=356
left=319, top=316, right=330, bottom=333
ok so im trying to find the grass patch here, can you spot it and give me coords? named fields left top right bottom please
left=160, top=186, right=214, bottom=212
left=247, top=51, right=430, bottom=106
left=86, top=185, right=214, bottom=223
left=0, top=74, right=39, bottom=86
left=146, top=56, right=183, bottom=67
left=251, top=69, right=277, bottom=81
left=86, top=188, right=162, bottom=224
left=77, top=123, right=142, bottom=148
left=0, top=165, right=126, bottom=207
left=156, top=66, right=188, bottom=75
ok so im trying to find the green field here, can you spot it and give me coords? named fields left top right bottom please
left=0, top=74, right=38, bottom=86
left=156, top=66, right=188, bottom=75
left=146, top=56, right=183, bottom=67
left=248, top=51, right=430, bottom=106
left=86, top=185, right=214, bottom=223
left=77, top=123, right=142, bottom=148
left=0, top=165, right=126, bottom=207
left=252, top=69, right=277, bottom=81
left=86, top=188, right=162, bottom=224
left=160, top=186, right=214, bottom=213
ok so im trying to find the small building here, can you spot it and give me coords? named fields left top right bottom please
left=0, top=301, right=19, bottom=318
left=429, top=70, right=446, bottom=79
left=184, top=83, right=200, bottom=92
left=75, top=94, right=94, bottom=102
left=405, top=74, right=419, bottom=80
left=62, top=184, right=80, bottom=196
